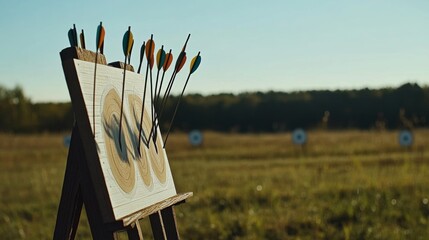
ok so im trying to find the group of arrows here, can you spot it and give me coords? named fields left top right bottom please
left=68, top=23, right=201, bottom=152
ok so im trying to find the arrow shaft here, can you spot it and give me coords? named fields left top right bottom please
left=149, top=70, right=176, bottom=138
left=137, top=60, right=151, bottom=151
left=155, top=70, right=166, bottom=112
left=163, top=73, right=192, bottom=148
left=118, top=56, right=128, bottom=151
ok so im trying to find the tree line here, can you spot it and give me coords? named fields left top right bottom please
left=0, top=83, right=428, bottom=133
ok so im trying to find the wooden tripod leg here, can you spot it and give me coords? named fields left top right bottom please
left=127, top=221, right=144, bottom=240
left=53, top=127, right=84, bottom=240
left=150, top=211, right=166, bottom=239
left=73, top=129, right=116, bottom=240
left=161, top=207, right=180, bottom=240
left=149, top=206, right=180, bottom=240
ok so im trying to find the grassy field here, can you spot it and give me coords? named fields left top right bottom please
left=1, top=130, right=429, bottom=239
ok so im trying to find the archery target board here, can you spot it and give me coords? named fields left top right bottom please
left=73, top=59, right=176, bottom=220
left=292, top=128, right=307, bottom=145
left=398, top=130, right=413, bottom=147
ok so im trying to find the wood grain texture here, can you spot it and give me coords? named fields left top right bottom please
left=61, top=47, right=107, bottom=64
left=109, top=61, right=135, bottom=72
left=121, top=192, right=193, bottom=226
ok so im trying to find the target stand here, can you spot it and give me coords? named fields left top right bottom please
left=53, top=47, right=192, bottom=240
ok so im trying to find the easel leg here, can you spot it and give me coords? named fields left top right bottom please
left=150, top=211, right=166, bottom=240
left=149, top=206, right=180, bottom=240
left=53, top=128, right=84, bottom=240
left=161, top=207, right=180, bottom=240
left=127, top=221, right=144, bottom=240
left=74, top=129, right=116, bottom=240
left=54, top=126, right=116, bottom=240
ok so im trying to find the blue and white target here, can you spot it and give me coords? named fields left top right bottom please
left=398, top=130, right=413, bottom=147
left=292, top=128, right=307, bottom=145
left=189, top=130, right=203, bottom=146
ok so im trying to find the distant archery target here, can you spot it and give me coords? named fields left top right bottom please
left=63, top=135, right=71, bottom=147
left=128, top=94, right=153, bottom=187
left=398, top=130, right=413, bottom=147
left=102, top=89, right=135, bottom=193
left=189, top=130, right=203, bottom=146
left=292, top=128, right=307, bottom=145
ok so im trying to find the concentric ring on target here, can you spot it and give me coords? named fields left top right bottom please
left=102, top=89, right=135, bottom=193
left=128, top=94, right=153, bottom=187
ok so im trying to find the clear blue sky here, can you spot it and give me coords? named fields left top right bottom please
left=0, top=0, right=428, bottom=102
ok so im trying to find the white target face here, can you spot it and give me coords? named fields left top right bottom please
left=398, top=130, right=413, bottom=147
left=292, top=128, right=307, bottom=145
left=74, top=59, right=176, bottom=220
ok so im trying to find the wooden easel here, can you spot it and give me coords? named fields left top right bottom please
left=53, top=47, right=192, bottom=240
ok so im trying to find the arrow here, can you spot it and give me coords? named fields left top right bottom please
left=151, top=50, right=173, bottom=142
left=96, top=22, right=105, bottom=50
left=118, top=26, right=134, bottom=151
left=80, top=30, right=86, bottom=49
left=92, top=22, right=105, bottom=136
left=137, top=35, right=155, bottom=153
left=155, top=39, right=188, bottom=127
left=163, top=52, right=201, bottom=148
left=155, top=50, right=173, bottom=109
left=154, top=45, right=166, bottom=105
left=149, top=34, right=190, bottom=142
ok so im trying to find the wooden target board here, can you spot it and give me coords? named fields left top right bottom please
left=66, top=55, right=176, bottom=220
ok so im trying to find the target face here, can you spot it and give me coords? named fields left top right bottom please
left=292, top=128, right=307, bottom=145
left=74, top=59, right=176, bottom=220
left=189, top=130, right=203, bottom=146
left=398, top=130, right=413, bottom=147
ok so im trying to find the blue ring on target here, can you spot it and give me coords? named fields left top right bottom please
left=398, top=130, right=413, bottom=147
left=292, top=128, right=307, bottom=145
left=189, top=130, right=203, bottom=146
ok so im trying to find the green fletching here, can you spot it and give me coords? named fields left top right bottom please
left=139, top=42, right=146, bottom=64
left=122, top=27, right=133, bottom=57
left=68, top=26, right=78, bottom=47
left=190, top=55, right=201, bottom=74
left=157, top=48, right=166, bottom=70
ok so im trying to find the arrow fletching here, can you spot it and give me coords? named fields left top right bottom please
left=163, top=52, right=173, bottom=71
left=149, top=56, right=154, bottom=69
left=128, top=39, right=134, bottom=63
left=156, top=47, right=166, bottom=70
left=68, top=24, right=78, bottom=47
left=146, top=38, right=155, bottom=61
left=68, top=29, right=76, bottom=47
left=80, top=30, right=86, bottom=49
left=190, top=52, right=201, bottom=74
left=122, top=27, right=134, bottom=57
left=96, top=22, right=105, bottom=51
left=175, top=52, right=187, bottom=73
left=139, top=42, right=146, bottom=64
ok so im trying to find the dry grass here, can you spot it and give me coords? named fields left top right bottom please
left=1, top=130, right=429, bottom=239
